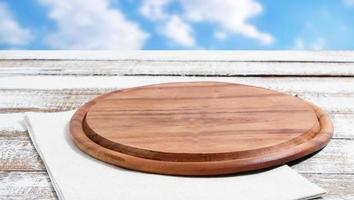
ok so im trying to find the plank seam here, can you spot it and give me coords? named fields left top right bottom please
left=2, top=73, right=354, bottom=78
left=0, top=170, right=353, bottom=176
left=2, top=59, right=354, bottom=63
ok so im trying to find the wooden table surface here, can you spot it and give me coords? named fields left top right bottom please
left=0, top=51, right=353, bottom=199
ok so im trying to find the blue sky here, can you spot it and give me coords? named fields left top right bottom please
left=0, top=0, right=354, bottom=50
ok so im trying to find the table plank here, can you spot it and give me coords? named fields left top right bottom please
left=1, top=76, right=354, bottom=114
left=1, top=171, right=353, bottom=200
left=2, top=76, right=354, bottom=92
left=6, top=113, right=354, bottom=139
left=1, top=51, right=353, bottom=199
left=1, top=90, right=353, bottom=114
left=1, top=51, right=354, bottom=62
left=1, top=60, right=354, bottom=77
left=0, top=171, right=57, bottom=200
left=1, top=132, right=353, bottom=174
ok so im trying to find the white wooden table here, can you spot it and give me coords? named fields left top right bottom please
left=0, top=51, right=353, bottom=200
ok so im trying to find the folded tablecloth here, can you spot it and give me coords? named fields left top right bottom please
left=24, top=111, right=326, bottom=200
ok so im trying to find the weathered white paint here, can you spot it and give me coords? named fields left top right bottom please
left=0, top=113, right=25, bottom=132
left=1, top=60, right=354, bottom=76
left=0, top=139, right=44, bottom=170
left=331, top=114, right=354, bottom=139
left=1, top=76, right=354, bottom=93
left=1, top=51, right=354, bottom=62
left=0, top=172, right=56, bottom=200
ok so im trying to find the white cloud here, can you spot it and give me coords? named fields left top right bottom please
left=293, top=38, right=326, bottom=50
left=180, top=0, right=273, bottom=45
left=140, top=0, right=195, bottom=47
left=342, top=0, right=354, bottom=6
left=140, top=0, right=172, bottom=20
left=0, top=2, right=32, bottom=46
left=214, top=31, right=227, bottom=40
left=294, top=38, right=305, bottom=49
left=311, top=38, right=326, bottom=50
left=39, top=0, right=148, bottom=49
left=139, top=0, right=273, bottom=47
left=160, top=15, right=195, bottom=47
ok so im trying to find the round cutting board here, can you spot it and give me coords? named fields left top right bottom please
left=70, top=81, right=333, bottom=176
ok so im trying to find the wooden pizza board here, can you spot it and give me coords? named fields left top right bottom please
left=70, top=81, right=333, bottom=176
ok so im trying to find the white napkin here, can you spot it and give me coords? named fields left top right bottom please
left=24, top=111, right=326, bottom=200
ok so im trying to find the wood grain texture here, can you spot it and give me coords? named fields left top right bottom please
left=0, top=76, right=350, bottom=90
left=2, top=90, right=354, bottom=114
left=2, top=76, right=354, bottom=114
left=0, top=172, right=57, bottom=200
left=70, top=81, right=333, bottom=175
left=0, top=51, right=353, bottom=199
left=1, top=60, right=354, bottom=77
left=1, top=51, right=354, bottom=62
left=2, top=135, right=354, bottom=173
